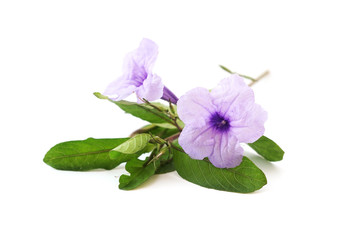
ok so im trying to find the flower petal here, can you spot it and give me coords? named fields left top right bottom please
left=230, top=103, right=267, bottom=143
left=210, top=74, right=255, bottom=119
left=177, top=87, right=216, bottom=128
left=208, top=133, right=244, bottom=168
left=103, top=76, right=137, bottom=101
left=136, top=73, right=164, bottom=102
left=122, top=38, right=158, bottom=78
left=178, top=125, right=216, bottom=160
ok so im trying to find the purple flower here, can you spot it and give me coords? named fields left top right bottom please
left=103, top=38, right=178, bottom=104
left=177, top=74, right=267, bottom=168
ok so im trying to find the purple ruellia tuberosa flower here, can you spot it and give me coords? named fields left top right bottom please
left=177, top=74, right=267, bottom=168
left=103, top=38, right=178, bottom=104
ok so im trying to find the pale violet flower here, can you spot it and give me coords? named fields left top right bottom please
left=104, top=38, right=178, bottom=103
left=177, top=74, right=267, bottom=168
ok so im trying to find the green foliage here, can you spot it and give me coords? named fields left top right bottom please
left=111, top=133, right=151, bottom=154
left=109, top=143, right=154, bottom=161
left=248, top=136, right=284, bottom=161
left=119, top=145, right=176, bottom=189
left=119, top=159, right=159, bottom=190
left=129, top=124, right=179, bottom=139
left=153, top=122, right=177, bottom=129
left=153, top=147, right=175, bottom=174
left=155, top=160, right=175, bottom=174
left=44, top=93, right=282, bottom=193
left=148, top=125, right=179, bottom=139
left=173, top=150, right=267, bottom=193
left=94, top=92, right=173, bottom=124
left=43, top=138, right=134, bottom=171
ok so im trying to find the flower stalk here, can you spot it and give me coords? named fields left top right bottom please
left=141, top=98, right=183, bottom=131
left=219, top=65, right=269, bottom=86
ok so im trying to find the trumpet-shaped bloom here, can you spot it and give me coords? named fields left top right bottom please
left=177, top=74, right=267, bottom=168
left=103, top=39, right=178, bottom=103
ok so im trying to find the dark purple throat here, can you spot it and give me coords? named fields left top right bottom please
left=210, top=112, right=230, bottom=132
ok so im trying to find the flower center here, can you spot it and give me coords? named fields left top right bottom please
left=210, top=112, right=230, bottom=132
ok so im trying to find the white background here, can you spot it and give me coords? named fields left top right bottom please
left=1, top=0, right=360, bottom=239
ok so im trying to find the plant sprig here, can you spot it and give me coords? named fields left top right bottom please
left=44, top=67, right=284, bottom=193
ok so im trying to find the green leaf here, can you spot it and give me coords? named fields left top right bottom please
left=156, top=160, right=175, bottom=174
left=111, top=133, right=151, bottom=154
left=130, top=124, right=179, bottom=139
left=109, top=143, right=154, bottom=160
left=173, top=150, right=267, bottom=193
left=119, top=147, right=176, bottom=189
left=153, top=122, right=178, bottom=129
left=94, top=92, right=172, bottom=124
left=44, top=138, right=135, bottom=171
left=93, top=92, right=109, bottom=99
left=148, top=125, right=179, bottom=139
left=248, top=136, right=284, bottom=161
left=119, top=159, right=159, bottom=190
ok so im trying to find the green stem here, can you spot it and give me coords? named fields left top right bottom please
left=249, top=70, right=270, bottom=87
left=219, top=65, right=233, bottom=74
left=169, top=143, right=184, bottom=153
left=165, top=132, right=181, bottom=142
left=219, top=65, right=269, bottom=86
left=149, top=133, right=166, bottom=145
left=237, top=73, right=257, bottom=82
left=146, top=146, right=168, bottom=166
left=164, top=132, right=185, bottom=153
left=141, top=97, right=182, bottom=131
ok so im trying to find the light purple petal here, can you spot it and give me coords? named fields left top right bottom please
left=122, top=38, right=158, bottom=78
left=230, top=103, right=267, bottom=143
left=177, top=87, right=216, bottom=128
left=103, top=76, right=137, bottom=101
left=135, top=73, right=164, bottom=102
left=178, top=125, right=216, bottom=160
left=208, top=134, right=244, bottom=168
left=210, top=74, right=255, bottom=118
